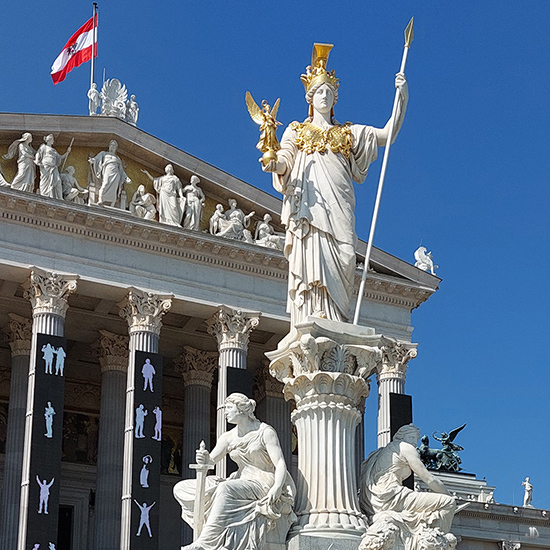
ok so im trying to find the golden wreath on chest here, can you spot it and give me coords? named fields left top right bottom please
left=291, top=122, right=353, bottom=159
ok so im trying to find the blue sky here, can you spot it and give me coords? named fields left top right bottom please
left=1, top=1, right=549, bottom=509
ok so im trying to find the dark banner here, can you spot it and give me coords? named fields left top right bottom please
left=131, top=351, right=163, bottom=550
left=26, top=333, right=67, bottom=550
left=389, top=392, right=413, bottom=489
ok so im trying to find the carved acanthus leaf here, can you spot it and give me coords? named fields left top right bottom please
left=118, top=288, right=172, bottom=335
left=205, top=306, right=260, bottom=350
left=378, top=336, right=418, bottom=378
left=174, top=346, right=218, bottom=387
left=23, top=267, right=78, bottom=317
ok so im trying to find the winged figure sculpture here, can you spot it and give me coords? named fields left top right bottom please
left=245, top=91, right=282, bottom=166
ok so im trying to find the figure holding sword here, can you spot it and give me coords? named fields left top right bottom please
left=253, top=21, right=413, bottom=328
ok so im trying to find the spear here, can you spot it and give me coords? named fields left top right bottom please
left=353, top=17, right=414, bottom=325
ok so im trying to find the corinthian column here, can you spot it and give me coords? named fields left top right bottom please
left=267, top=319, right=384, bottom=546
left=376, top=337, right=417, bottom=447
left=0, top=314, right=32, bottom=550
left=17, top=267, right=78, bottom=550
left=118, top=288, right=172, bottom=550
left=91, top=330, right=129, bottom=550
left=174, top=346, right=218, bottom=479
left=206, top=306, right=259, bottom=477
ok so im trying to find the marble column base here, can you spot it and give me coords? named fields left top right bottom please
left=287, top=531, right=362, bottom=550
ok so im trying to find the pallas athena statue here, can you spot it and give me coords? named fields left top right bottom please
left=174, top=393, right=295, bottom=550
left=260, top=43, right=408, bottom=327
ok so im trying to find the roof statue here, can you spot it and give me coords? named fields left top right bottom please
left=253, top=42, right=409, bottom=327
left=94, top=78, right=140, bottom=125
left=417, top=424, right=466, bottom=473
left=414, top=246, right=438, bottom=275
left=522, top=476, right=533, bottom=508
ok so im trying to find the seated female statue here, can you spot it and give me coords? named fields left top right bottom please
left=174, top=393, right=295, bottom=550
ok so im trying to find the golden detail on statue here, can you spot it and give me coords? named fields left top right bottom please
left=245, top=91, right=282, bottom=167
left=291, top=121, right=353, bottom=159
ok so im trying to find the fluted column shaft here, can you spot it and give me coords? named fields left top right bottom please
left=118, top=288, right=172, bottom=550
left=287, top=373, right=369, bottom=537
left=0, top=315, right=32, bottom=549
left=92, top=331, right=129, bottom=550
left=206, top=306, right=259, bottom=477
left=17, top=268, right=78, bottom=550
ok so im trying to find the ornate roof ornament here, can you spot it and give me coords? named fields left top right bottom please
left=300, top=43, right=339, bottom=93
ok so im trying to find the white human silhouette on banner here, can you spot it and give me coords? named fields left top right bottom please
left=44, top=402, right=55, bottom=438
left=141, top=358, right=156, bottom=392
left=140, top=455, right=152, bottom=488
left=152, top=407, right=162, bottom=441
left=134, top=500, right=156, bottom=537
left=41, top=344, right=55, bottom=374
left=36, top=476, right=54, bottom=514
left=135, top=404, right=147, bottom=438
left=54, top=346, right=66, bottom=376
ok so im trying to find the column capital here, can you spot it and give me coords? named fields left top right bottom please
left=91, top=330, right=130, bottom=373
left=6, top=313, right=32, bottom=357
left=174, top=346, right=217, bottom=388
left=22, top=267, right=78, bottom=318
left=205, top=305, right=260, bottom=351
left=117, top=287, right=173, bottom=336
left=254, top=360, right=284, bottom=401
left=377, top=337, right=417, bottom=382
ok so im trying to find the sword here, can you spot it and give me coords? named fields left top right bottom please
left=189, top=440, right=214, bottom=540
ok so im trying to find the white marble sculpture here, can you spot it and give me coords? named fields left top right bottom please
left=359, top=424, right=457, bottom=550
left=522, top=477, right=533, bottom=507
left=44, top=402, right=55, bottom=438
left=34, top=134, right=71, bottom=199
left=254, top=213, right=285, bottom=250
left=183, top=175, right=205, bottom=231
left=142, top=165, right=185, bottom=226
left=209, top=198, right=255, bottom=243
left=3, top=132, right=36, bottom=192
left=261, top=43, right=408, bottom=326
left=88, top=140, right=131, bottom=206
left=125, top=95, right=139, bottom=125
left=129, top=185, right=157, bottom=220
left=414, top=246, right=438, bottom=275
left=61, top=166, right=88, bottom=204
left=100, top=78, right=128, bottom=118
left=0, top=161, right=9, bottom=187
left=88, top=83, right=100, bottom=115
left=173, top=393, right=295, bottom=550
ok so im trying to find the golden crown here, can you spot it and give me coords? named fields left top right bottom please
left=300, top=43, right=339, bottom=92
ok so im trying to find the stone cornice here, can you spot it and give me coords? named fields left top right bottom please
left=22, top=266, right=78, bottom=318
left=0, top=188, right=435, bottom=310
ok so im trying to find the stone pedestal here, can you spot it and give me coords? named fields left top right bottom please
left=267, top=318, right=402, bottom=543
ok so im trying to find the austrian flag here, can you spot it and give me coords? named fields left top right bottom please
left=50, top=14, right=98, bottom=85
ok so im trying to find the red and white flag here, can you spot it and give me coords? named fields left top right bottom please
left=50, top=14, right=98, bottom=85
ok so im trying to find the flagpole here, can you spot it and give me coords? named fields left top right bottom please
left=90, top=3, right=98, bottom=90
left=353, top=17, right=414, bottom=326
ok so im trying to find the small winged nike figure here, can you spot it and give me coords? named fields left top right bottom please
left=245, top=91, right=282, bottom=166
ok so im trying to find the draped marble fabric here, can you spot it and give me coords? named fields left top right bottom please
left=90, top=151, right=128, bottom=205
left=360, top=441, right=456, bottom=550
left=11, top=144, right=35, bottom=192
left=153, top=174, right=185, bottom=226
left=35, top=144, right=65, bottom=199
left=174, top=423, right=295, bottom=550
left=274, top=123, right=378, bottom=325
